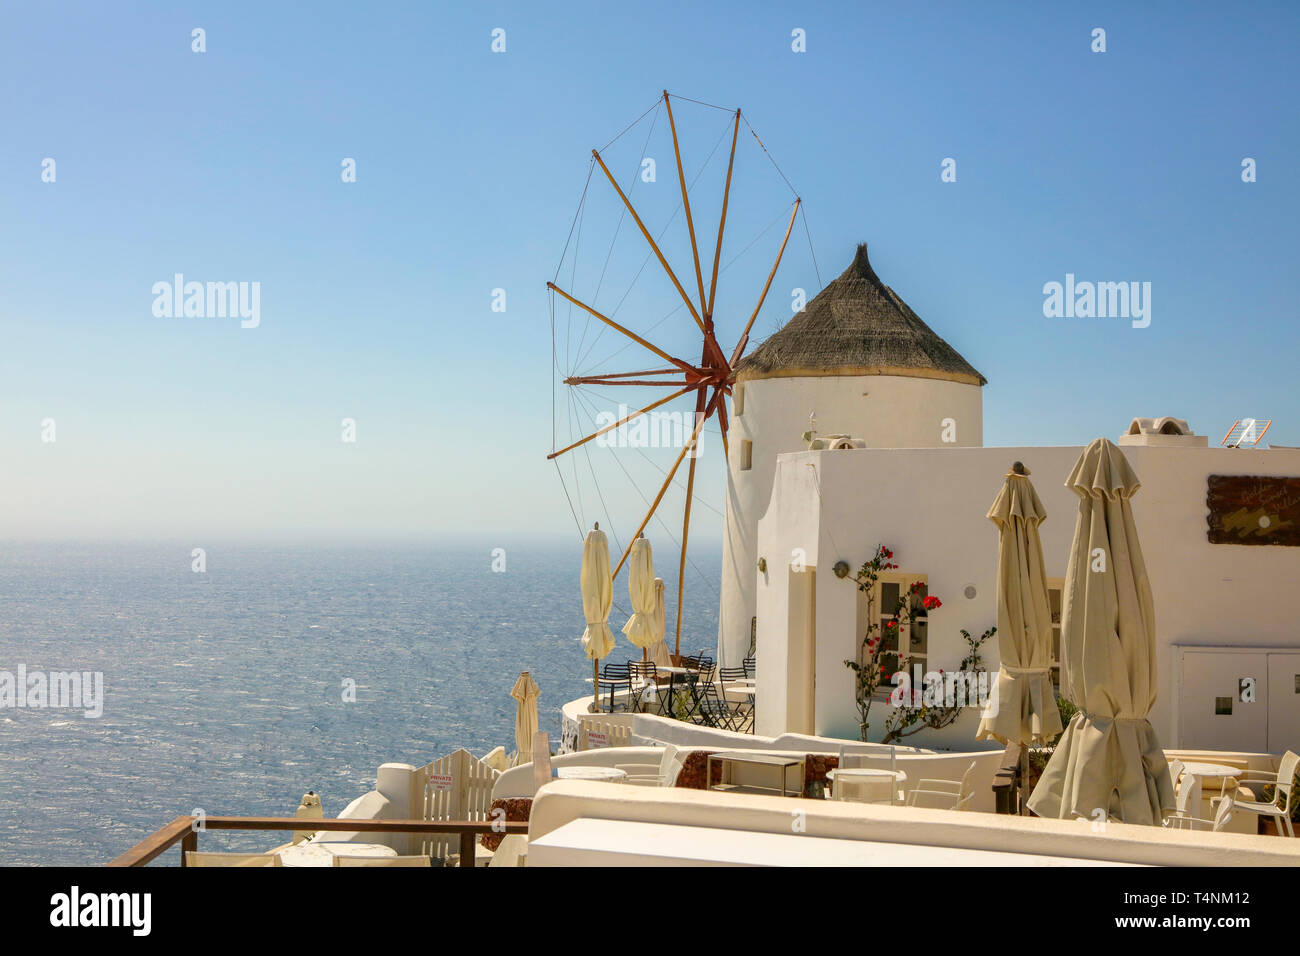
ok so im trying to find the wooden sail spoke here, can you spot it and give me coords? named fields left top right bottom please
left=564, top=377, right=696, bottom=388
left=663, top=92, right=709, bottom=323
left=675, top=450, right=698, bottom=656
left=547, top=385, right=696, bottom=460
left=673, top=384, right=711, bottom=654
left=706, top=109, right=741, bottom=322
left=566, top=368, right=682, bottom=379
left=715, top=390, right=731, bottom=462
left=729, top=198, right=801, bottom=367
left=548, top=281, right=696, bottom=373
left=591, top=149, right=707, bottom=335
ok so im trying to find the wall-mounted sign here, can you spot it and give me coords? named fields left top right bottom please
left=585, top=731, right=608, bottom=749
left=428, top=773, right=453, bottom=791
left=1206, top=475, right=1300, bottom=546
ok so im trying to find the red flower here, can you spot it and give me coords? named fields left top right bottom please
left=922, top=596, right=942, bottom=610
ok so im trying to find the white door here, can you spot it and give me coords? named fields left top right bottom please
left=1267, top=652, right=1300, bottom=755
left=1177, top=651, right=1269, bottom=752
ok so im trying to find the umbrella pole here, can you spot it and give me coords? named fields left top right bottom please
left=593, top=659, right=600, bottom=714
left=1018, top=745, right=1028, bottom=815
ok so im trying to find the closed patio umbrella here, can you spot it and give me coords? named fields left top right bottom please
left=1026, top=439, right=1174, bottom=825
left=648, top=578, right=673, bottom=669
left=510, top=671, right=540, bottom=766
left=976, top=463, right=1063, bottom=748
left=621, top=535, right=658, bottom=656
left=580, top=524, right=615, bottom=710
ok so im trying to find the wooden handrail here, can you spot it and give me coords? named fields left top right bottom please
left=108, top=816, right=529, bottom=869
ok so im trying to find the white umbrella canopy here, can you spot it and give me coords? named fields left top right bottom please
left=1026, top=439, right=1175, bottom=826
left=580, top=526, right=615, bottom=662
left=648, top=578, right=673, bottom=668
left=976, top=465, right=1063, bottom=747
left=510, top=671, right=540, bottom=765
left=621, top=536, right=658, bottom=651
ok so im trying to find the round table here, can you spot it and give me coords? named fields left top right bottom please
left=277, top=841, right=398, bottom=868
left=556, top=766, right=628, bottom=783
left=826, top=768, right=908, bottom=805
left=1178, top=762, right=1240, bottom=811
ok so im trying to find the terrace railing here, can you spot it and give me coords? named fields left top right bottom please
left=108, top=816, right=528, bottom=868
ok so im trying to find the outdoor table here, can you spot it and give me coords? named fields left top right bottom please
left=1179, top=761, right=1240, bottom=813
left=826, top=768, right=908, bottom=805
left=556, top=766, right=628, bottom=783
left=277, top=841, right=398, bottom=868
left=652, top=666, right=694, bottom=714
left=707, top=751, right=804, bottom=798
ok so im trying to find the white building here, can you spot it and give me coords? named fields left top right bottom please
left=719, top=244, right=985, bottom=667
left=723, top=245, right=1300, bottom=753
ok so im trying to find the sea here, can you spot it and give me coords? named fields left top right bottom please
left=0, top=540, right=720, bottom=866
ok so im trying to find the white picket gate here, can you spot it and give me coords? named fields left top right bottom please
left=417, top=748, right=500, bottom=860
left=577, top=714, right=633, bottom=751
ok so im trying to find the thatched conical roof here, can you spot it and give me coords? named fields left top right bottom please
left=734, top=243, right=986, bottom=386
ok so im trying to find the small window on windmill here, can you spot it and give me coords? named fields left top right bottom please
left=740, top=439, right=753, bottom=471
left=734, top=386, right=745, bottom=417
left=1214, top=697, right=1233, bottom=716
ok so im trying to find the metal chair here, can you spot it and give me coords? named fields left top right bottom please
left=692, top=672, right=744, bottom=731
left=1168, top=795, right=1234, bottom=832
left=1163, top=760, right=1202, bottom=828
left=680, top=653, right=714, bottom=672
left=718, top=666, right=754, bottom=728
left=628, top=660, right=659, bottom=681
left=1225, top=750, right=1298, bottom=837
left=595, top=675, right=634, bottom=712
left=742, top=656, right=757, bottom=680
left=905, top=761, right=978, bottom=811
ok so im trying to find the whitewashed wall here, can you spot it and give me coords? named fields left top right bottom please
left=719, top=373, right=983, bottom=667
left=755, top=443, right=1300, bottom=748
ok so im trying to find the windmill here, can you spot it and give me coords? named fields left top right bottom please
left=547, top=91, right=812, bottom=658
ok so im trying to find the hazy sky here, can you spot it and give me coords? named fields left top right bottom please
left=3, top=1, right=1297, bottom=546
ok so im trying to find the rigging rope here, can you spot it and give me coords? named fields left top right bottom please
left=742, top=114, right=799, bottom=199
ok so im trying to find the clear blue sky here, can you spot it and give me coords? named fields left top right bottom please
left=2, top=1, right=1296, bottom=545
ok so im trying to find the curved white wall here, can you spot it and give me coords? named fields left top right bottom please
left=718, top=373, right=983, bottom=666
